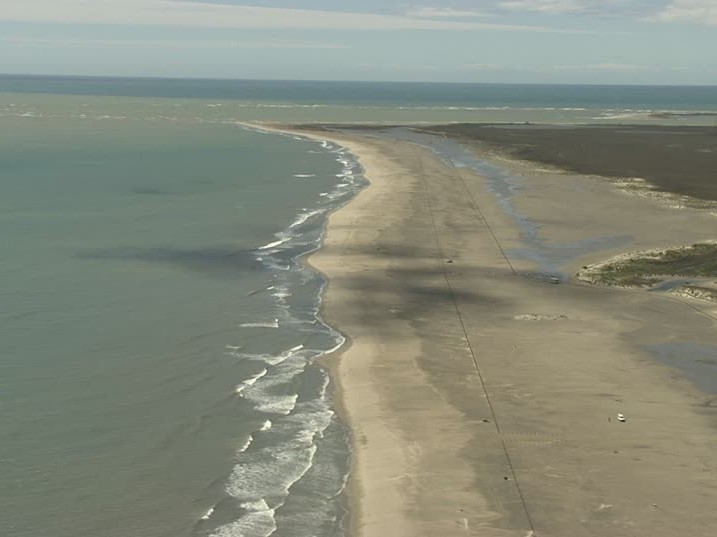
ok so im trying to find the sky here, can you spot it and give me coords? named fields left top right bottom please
left=0, top=0, right=716, bottom=84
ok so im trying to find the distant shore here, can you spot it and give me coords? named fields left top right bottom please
left=302, top=123, right=717, bottom=202
left=265, top=122, right=717, bottom=536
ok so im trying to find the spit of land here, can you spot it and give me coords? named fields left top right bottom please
left=264, top=122, right=717, bottom=537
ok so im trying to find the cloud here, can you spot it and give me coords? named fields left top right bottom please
left=406, top=7, right=490, bottom=18
left=0, top=35, right=347, bottom=49
left=0, top=0, right=569, bottom=32
left=465, top=63, right=504, bottom=70
left=358, top=62, right=439, bottom=72
left=553, top=63, right=654, bottom=71
left=496, top=0, right=717, bottom=26
left=499, top=0, right=589, bottom=13
left=498, top=0, right=663, bottom=17
left=652, top=0, right=717, bottom=26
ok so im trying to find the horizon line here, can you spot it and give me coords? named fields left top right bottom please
left=1, top=73, right=716, bottom=88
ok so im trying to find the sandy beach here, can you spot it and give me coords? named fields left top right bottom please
left=271, top=124, right=717, bottom=537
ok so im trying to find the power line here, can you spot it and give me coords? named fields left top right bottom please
left=417, top=154, right=536, bottom=535
left=444, top=155, right=517, bottom=275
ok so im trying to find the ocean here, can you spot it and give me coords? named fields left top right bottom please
left=0, top=76, right=715, bottom=537
left=2, top=75, right=716, bottom=125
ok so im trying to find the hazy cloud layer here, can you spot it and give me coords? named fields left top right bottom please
left=499, top=0, right=593, bottom=14
left=0, top=35, right=347, bottom=49
left=3, top=1, right=715, bottom=28
left=553, top=63, right=655, bottom=71
left=1, top=0, right=714, bottom=83
left=498, top=0, right=673, bottom=17
left=0, top=0, right=556, bottom=31
left=405, top=7, right=490, bottom=18
left=653, top=0, right=717, bottom=26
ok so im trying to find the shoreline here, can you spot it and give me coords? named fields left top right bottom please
left=255, top=122, right=717, bottom=536
left=241, top=122, right=384, bottom=536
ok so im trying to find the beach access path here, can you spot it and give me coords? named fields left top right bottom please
left=274, top=125, right=717, bottom=537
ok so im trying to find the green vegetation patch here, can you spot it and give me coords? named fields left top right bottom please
left=581, top=242, right=717, bottom=287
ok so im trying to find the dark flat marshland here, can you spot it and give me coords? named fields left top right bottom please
left=418, top=124, right=717, bottom=202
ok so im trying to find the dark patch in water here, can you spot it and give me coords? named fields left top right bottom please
left=76, top=246, right=262, bottom=277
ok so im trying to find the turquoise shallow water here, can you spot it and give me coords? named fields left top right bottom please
left=1, top=77, right=715, bottom=537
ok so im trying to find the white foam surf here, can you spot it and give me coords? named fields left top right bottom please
left=200, top=505, right=215, bottom=521
left=239, top=345, right=308, bottom=416
left=209, top=499, right=276, bottom=537
left=234, top=369, right=268, bottom=395
left=212, top=123, right=360, bottom=537
left=237, top=435, right=254, bottom=453
left=289, top=208, right=325, bottom=229
left=252, top=394, right=299, bottom=416
left=257, top=236, right=291, bottom=250
left=218, top=405, right=333, bottom=535
left=271, top=284, right=292, bottom=303
left=238, top=319, right=279, bottom=329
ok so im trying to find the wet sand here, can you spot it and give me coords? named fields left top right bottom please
left=265, top=123, right=717, bottom=536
